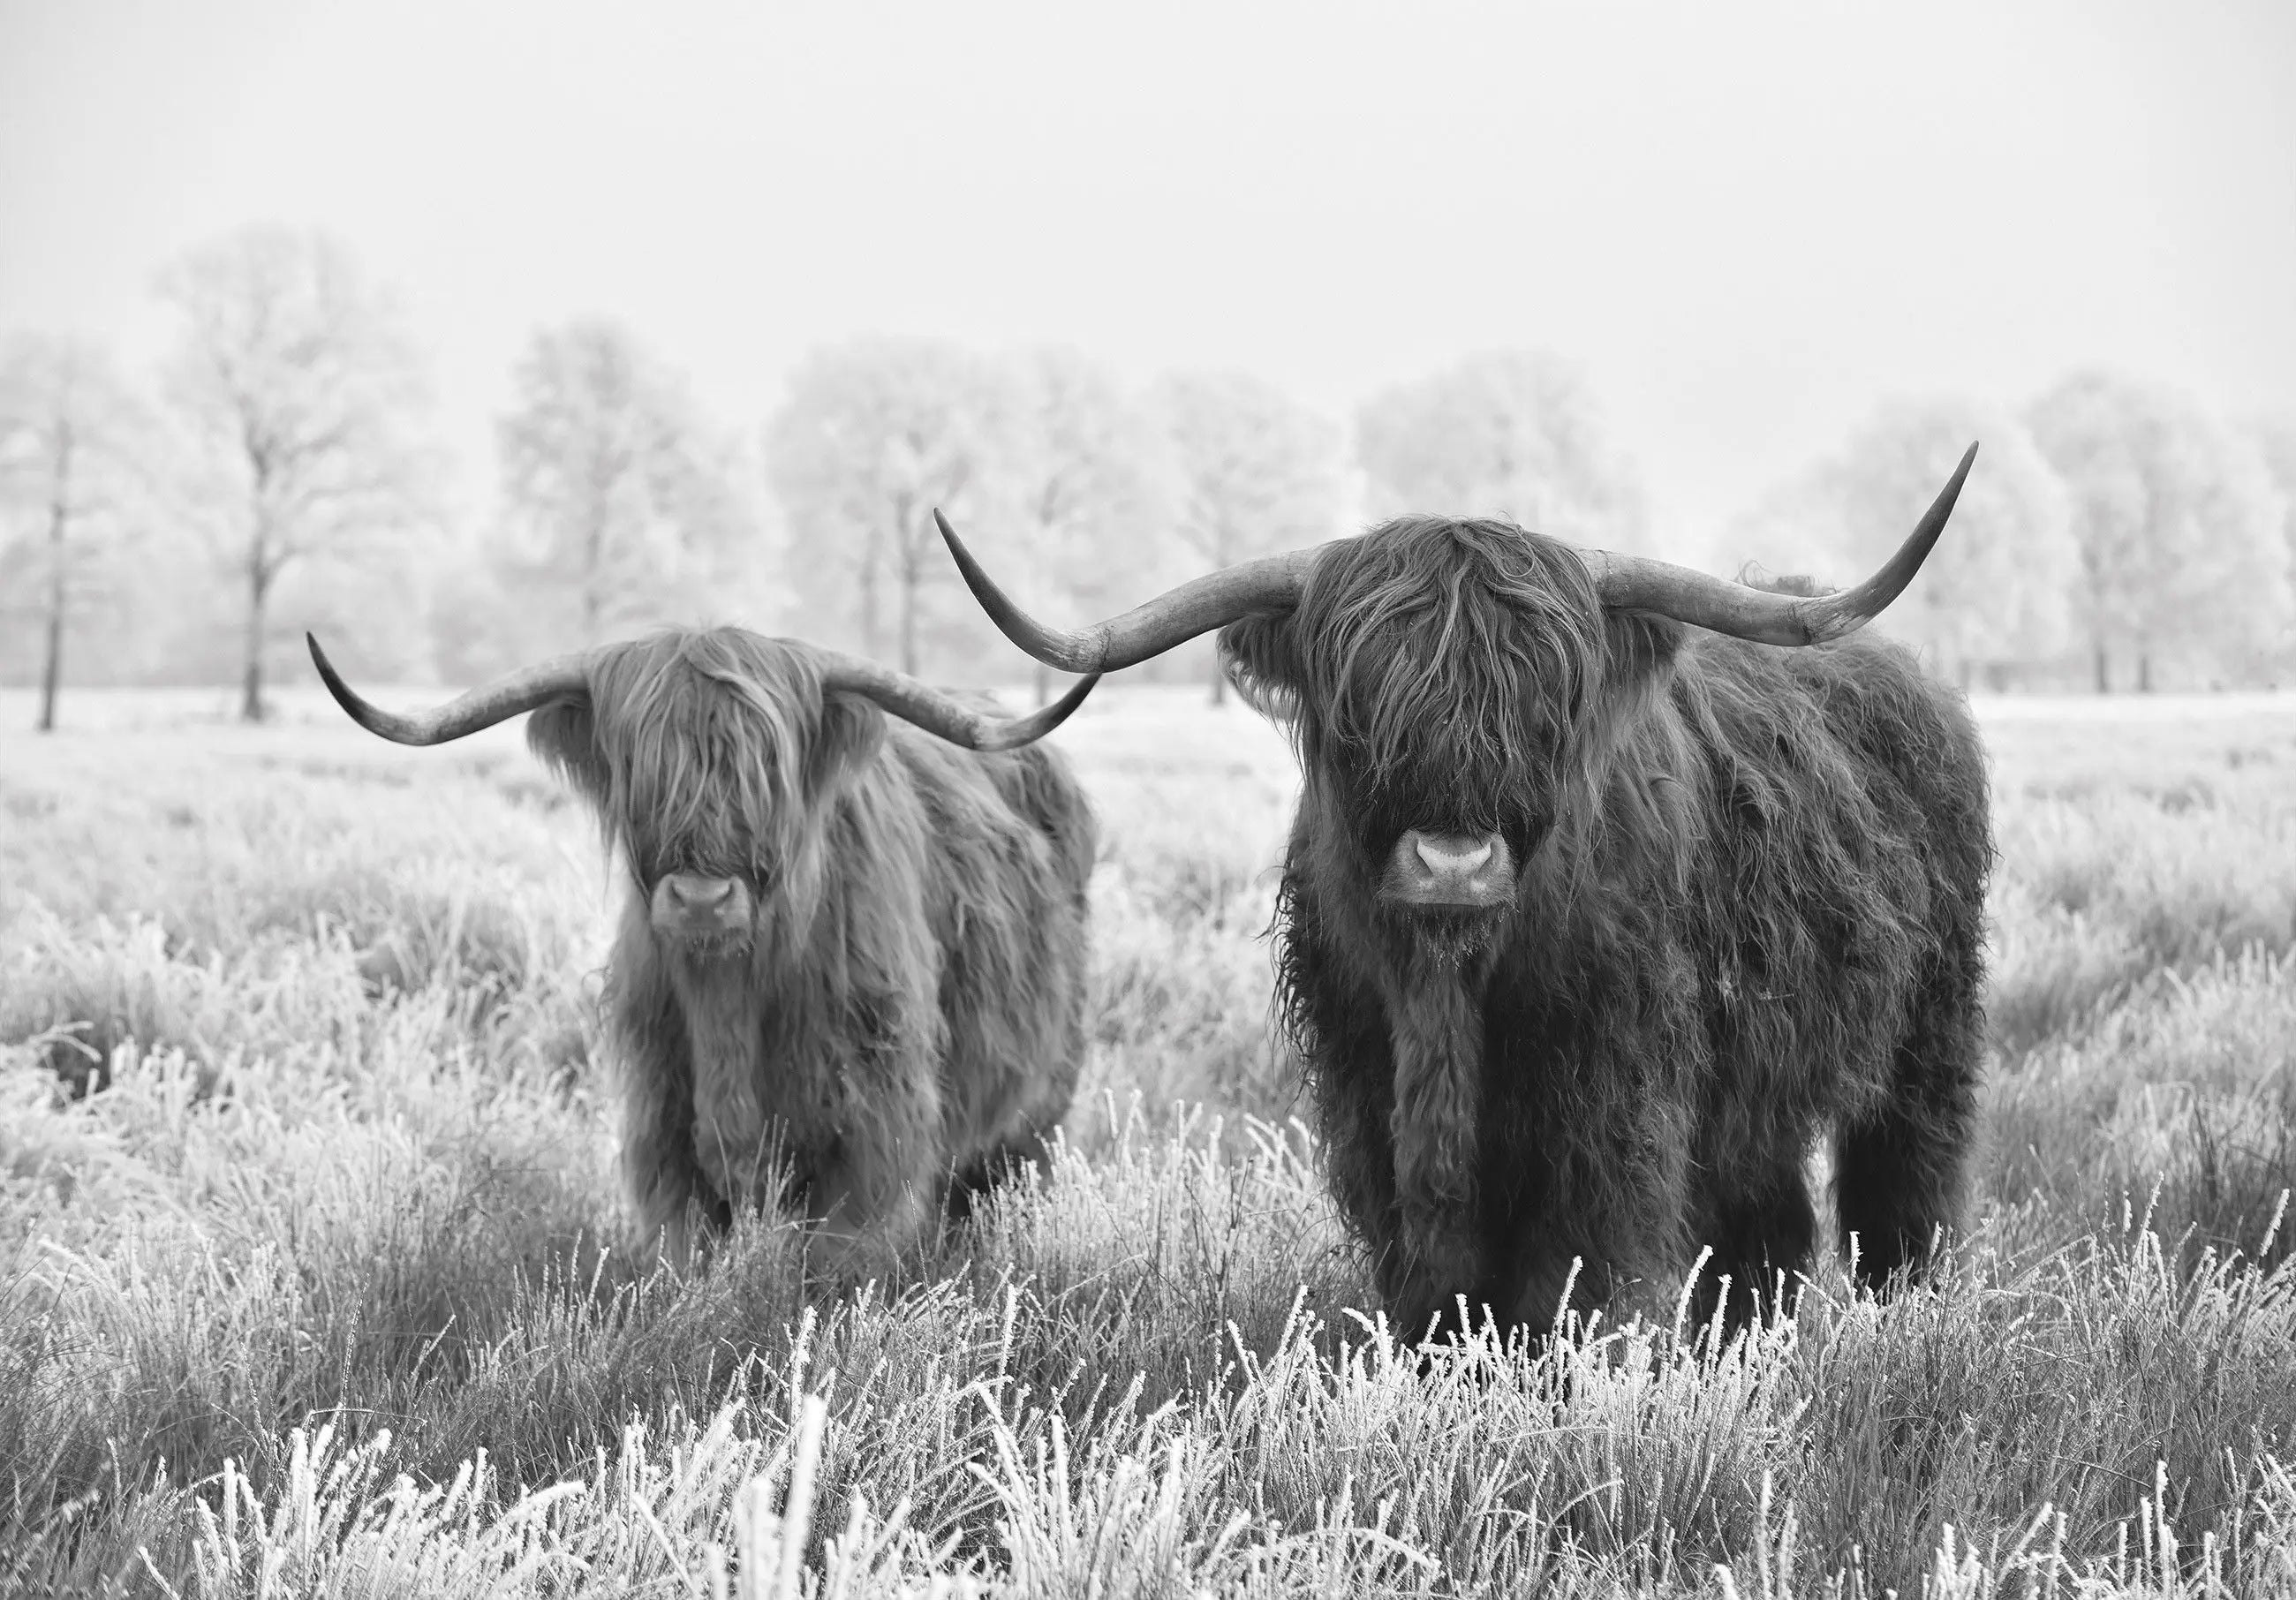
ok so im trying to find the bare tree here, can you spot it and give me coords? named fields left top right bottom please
left=2028, top=372, right=2293, bottom=692
left=765, top=338, right=1023, bottom=675
left=1153, top=371, right=1344, bottom=703
left=1355, top=350, right=1647, bottom=548
left=497, top=320, right=756, bottom=648
left=2245, top=419, right=2296, bottom=684
left=1729, top=399, right=2079, bottom=688
left=159, top=227, right=431, bottom=721
left=0, top=335, right=149, bottom=730
left=1008, top=349, right=1176, bottom=704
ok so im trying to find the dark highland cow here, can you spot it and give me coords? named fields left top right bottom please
left=938, top=445, right=1990, bottom=1342
left=309, top=629, right=1100, bottom=1280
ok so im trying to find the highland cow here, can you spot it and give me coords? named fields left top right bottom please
left=309, top=628, right=1099, bottom=1280
left=937, top=445, right=1990, bottom=1341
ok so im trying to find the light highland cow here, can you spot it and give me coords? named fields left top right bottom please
left=938, top=445, right=1991, bottom=1343
left=310, top=629, right=1099, bottom=1279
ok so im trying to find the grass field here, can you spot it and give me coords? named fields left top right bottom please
left=4, top=680, right=2295, bottom=1596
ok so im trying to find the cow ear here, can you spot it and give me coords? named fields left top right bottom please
left=1598, top=610, right=1686, bottom=717
left=808, top=693, right=887, bottom=797
left=526, top=698, right=611, bottom=813
left=1219, top=613, right=1304, bottom=722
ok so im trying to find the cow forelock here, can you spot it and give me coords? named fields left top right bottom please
left=1284, top=519, right=1612, bottom=864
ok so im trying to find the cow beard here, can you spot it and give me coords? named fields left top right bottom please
left=1394, top=906, right=1508, bottom=967
left=1382, top=924, right=1506, bottom=1293
left=664, top=925, right=754, bottom=962
left=667, top=947, right=778, bottom=1210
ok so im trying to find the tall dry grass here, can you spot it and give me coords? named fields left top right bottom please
left=3, top=684, right=2294, bottom=1596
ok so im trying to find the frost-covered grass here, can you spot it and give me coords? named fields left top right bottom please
left=3, top=683, right=2295, bottom=1596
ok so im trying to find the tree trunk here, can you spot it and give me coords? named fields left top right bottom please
left=862, top=508, right=898, bottom=664
left=241, top=562, right=272, bottom=723
left=2137, top=651, right=2153, bottom=694
left=38, top=603, right=63, bottom=734
left=897, top=546, right=921, bottom=677
left=36, top=431, right=71, bottom=733
left=581, top=505, right=608, bottom=645
left=1209, top=652, right=1227, bottom=706
left=2094, top=644, right=2111, bottom=694
left=1033, top=659, right=1050, bottom=709
left=857, top=547, right=881, bottom=660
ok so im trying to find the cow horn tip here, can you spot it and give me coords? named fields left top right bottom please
left=306, top=630, right=389, bottom=735
left=933, top=508, right=973, bottom=560
left=307, top=632, right=349, bottom=694
left=984, top=668, right=1101, bottom=749
left=936, top=509, right=987, bottom=577
left=1035, top=668, right=1101, bottom=737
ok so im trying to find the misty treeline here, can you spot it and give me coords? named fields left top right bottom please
left=4, top=227, right=2294, bottom=724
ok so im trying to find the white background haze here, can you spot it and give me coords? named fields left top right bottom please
left=5, top=0, right=2292, bottom=553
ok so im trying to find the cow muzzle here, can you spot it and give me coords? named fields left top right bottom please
left=1382, top=830, right=1516, bottom=911
left=650, top=872, right=756, bottom=943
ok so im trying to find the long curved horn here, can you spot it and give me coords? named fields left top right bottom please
left=937, top=509, right=1320, bottom=672
left=814, top=647, right=1099, bottom=750
left=1585, top=442, right=1978, bottom=645
left=308, top=633, right=593, bottom=744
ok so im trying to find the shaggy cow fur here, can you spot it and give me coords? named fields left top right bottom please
left=1219, top=518, right=1992, bottom=1343
left=525, top=628, right=1097, bottom=1279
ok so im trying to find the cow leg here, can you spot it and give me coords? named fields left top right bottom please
left=807, top=1170, right=935, bottom=1289
left=1304, top=1023, right=1489, bottom=1349
left=1470, top=1014, right=1699, bottom=1349
left=1308, top=1055, right=1494, bottom=1349
left=1685, top=1158, right=1820, bottom=1338
left=1498, top=1200, right=1688, bottom=1348
left=804, top=1000, right=948, bottom=1290
left=1835, top=957, right=1983, bottom=1291
left=1324, top=1102, right=1475, bottom=1349
left=623, top=1075, right=721, bottom=1265
left=945, top=1128, right=1054, bottom=1223
left=610, top=962, right=728, bottom=1270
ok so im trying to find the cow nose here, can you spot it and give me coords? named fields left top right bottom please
left=668, top=875, right=736, bottom=909
left=1415, top=835, right=1495, bottom=876
left=1386, top=830, right=1514, bottom=910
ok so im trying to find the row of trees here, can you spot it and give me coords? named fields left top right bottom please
left=0, top=230, right=445, bottom=723
left=1734, top=389, right=2295, bottom=691
left=765, top=349, right=1351, bottom=705
left=5, top=226, right=2294, bottom=726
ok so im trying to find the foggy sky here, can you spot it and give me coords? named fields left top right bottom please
left=4, top=0, right=2292, bottom=558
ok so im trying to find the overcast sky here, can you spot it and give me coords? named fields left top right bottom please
left=4, top=0, right=2292, bottom=555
